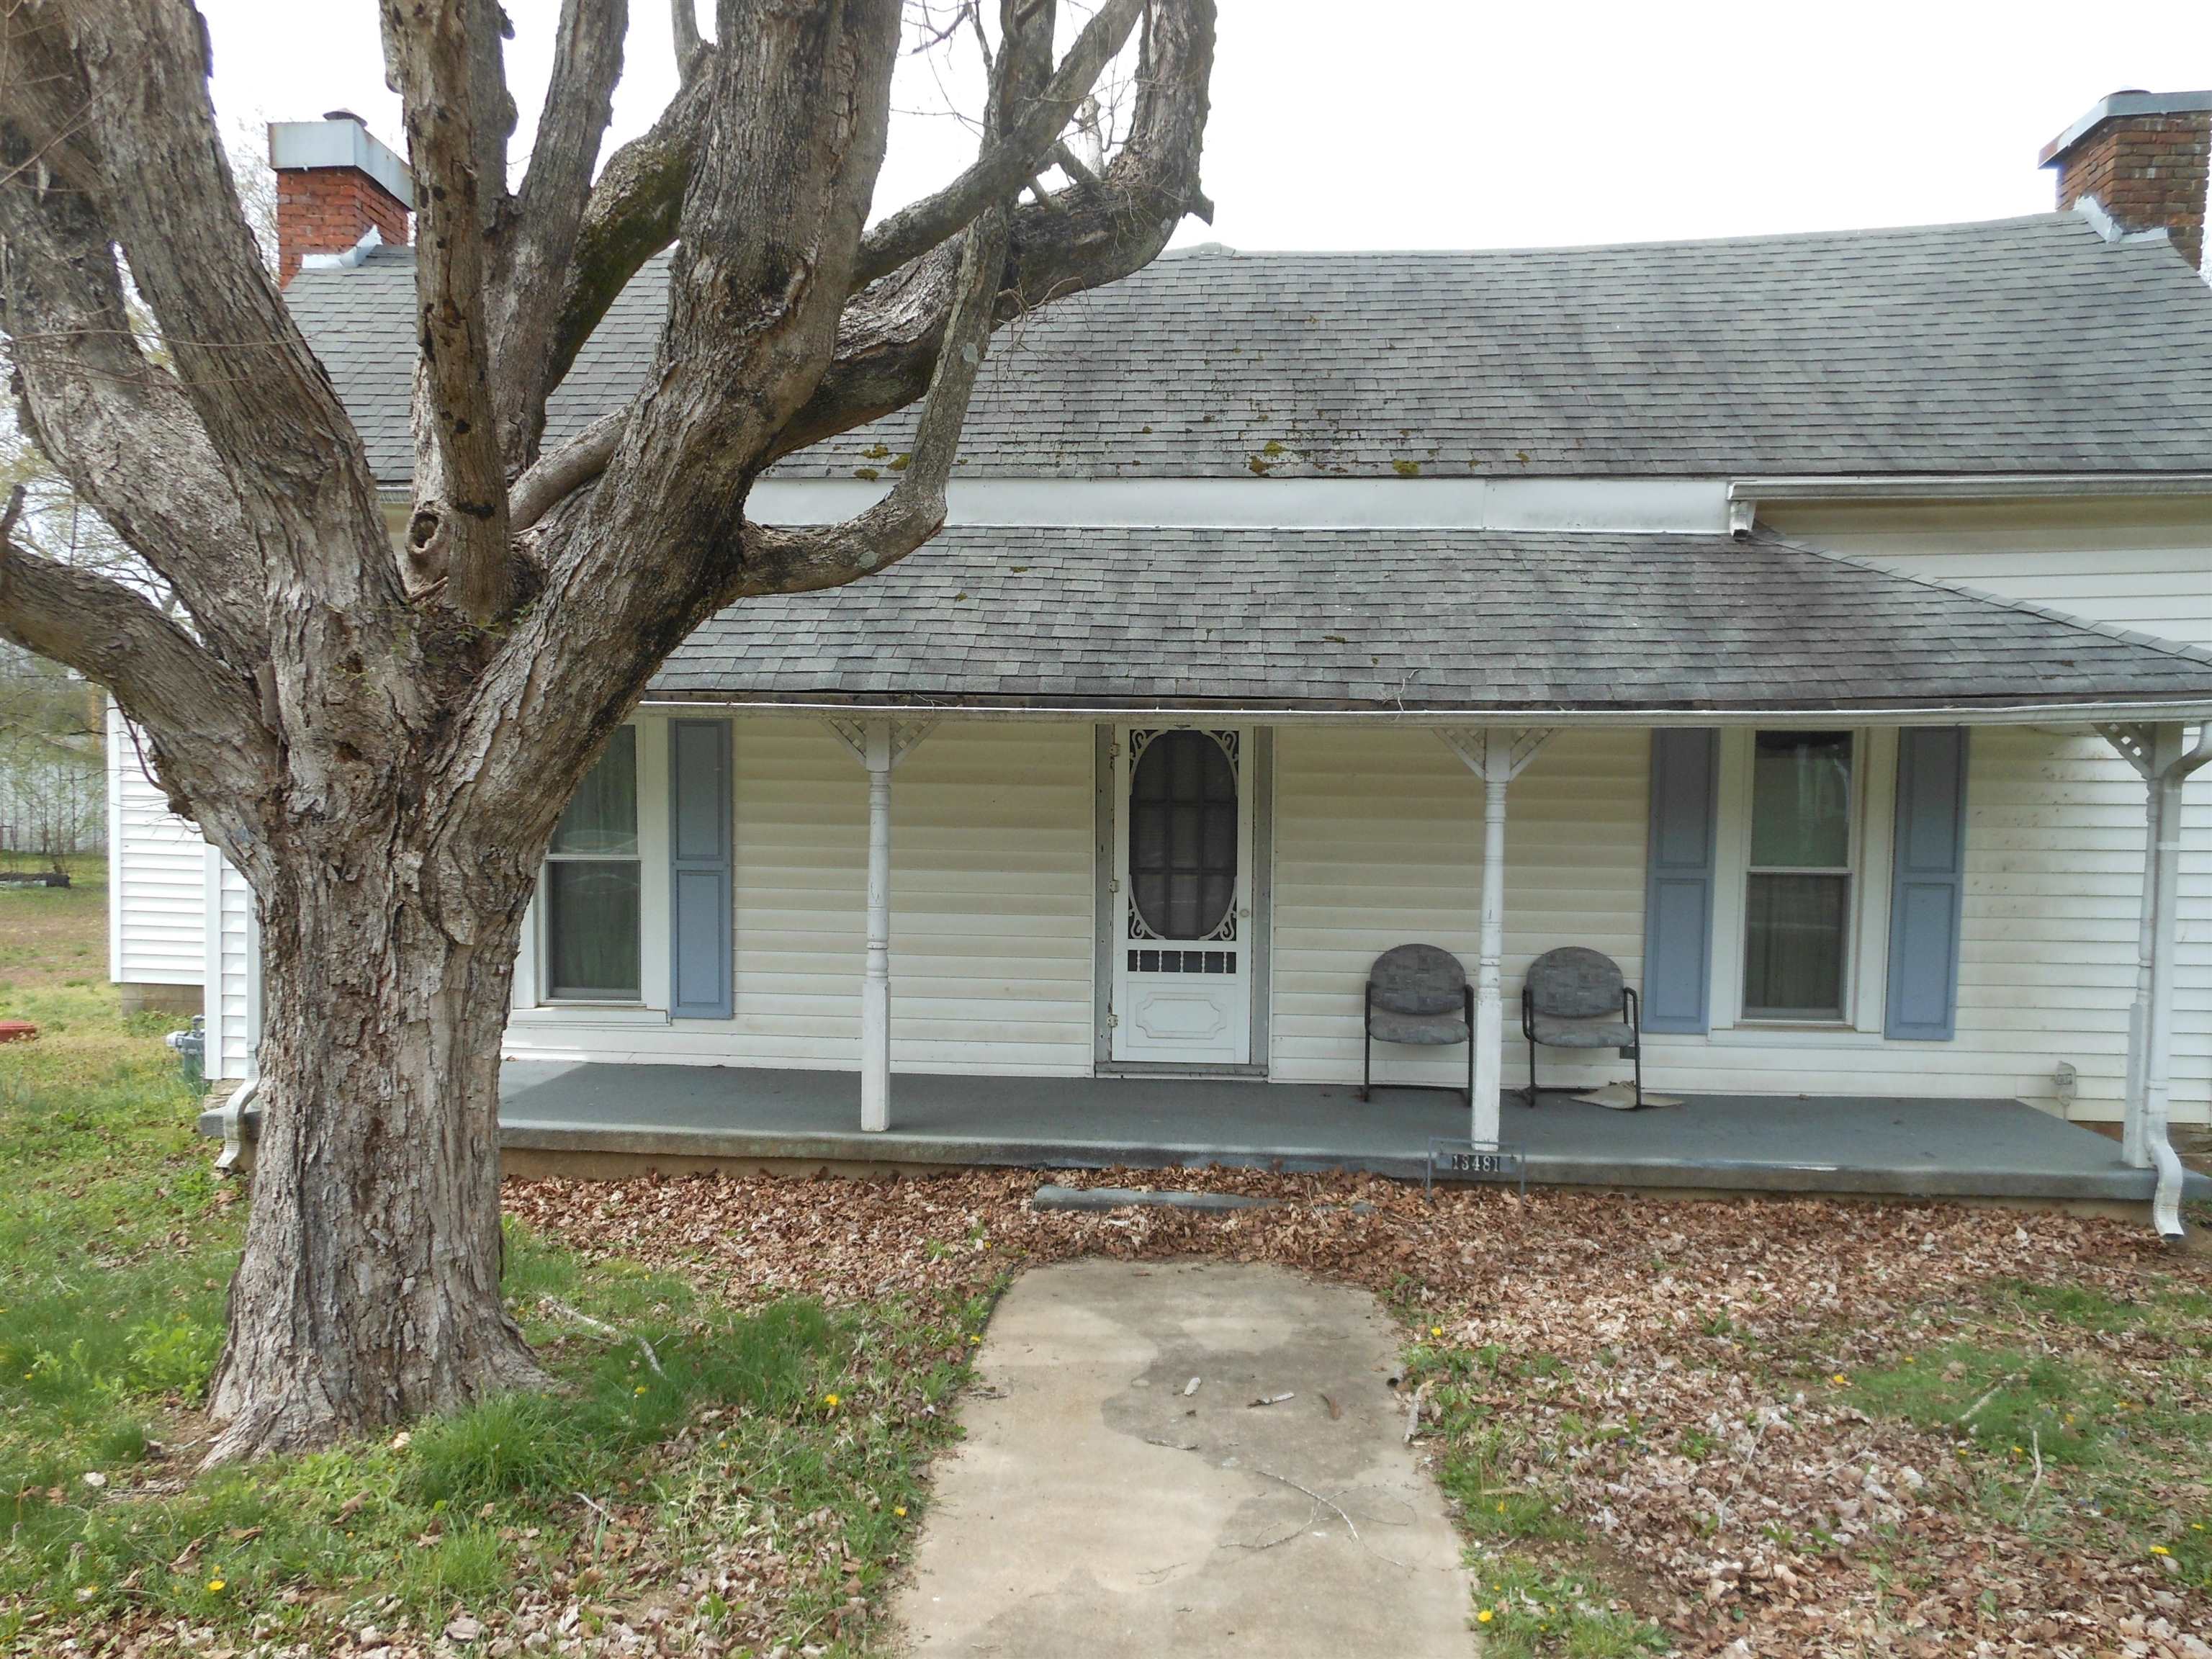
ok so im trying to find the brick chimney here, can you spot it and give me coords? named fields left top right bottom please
left=2040, top=89, right=2211, bottom=273
left=269, top=110, right=413, bottom=286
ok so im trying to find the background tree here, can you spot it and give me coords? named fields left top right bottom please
left=0, top=0, right=1214, bottom=1462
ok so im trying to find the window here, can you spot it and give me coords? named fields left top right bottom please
left=543, top=726, right=641, bottom=1000
left=1128, top=729, right=1238, bottom=941
left=1741, top=730, right=1853, bottom=1021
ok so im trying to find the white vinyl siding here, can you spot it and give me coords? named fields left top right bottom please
left=1269, top=726, right=1647, bottom=1089
left=504, top=717, right=1095, bottom=1075
left=204, top=848, right=256, bottom=1082
left=105, top=703, right=206, bottom=986
left=1761, top=502, right=2211, bottom=1124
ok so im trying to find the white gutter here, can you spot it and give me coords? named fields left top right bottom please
left=2146, top=724, right=2212, bottom=1239
left=641, top=696, right=2212, bottom=729
left=212, top=1077, right=257, bottom=1175
left=1730, top=472, right=2212, bottom=504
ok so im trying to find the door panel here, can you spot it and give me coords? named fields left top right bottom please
left=1110, top=727, right=1254, bottom=1064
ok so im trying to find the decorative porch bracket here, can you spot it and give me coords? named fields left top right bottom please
left=825, top=716, right=939, bottom=1131
left=1435, top=727, right=1556, bottom=1146
left=2098, top=719, right=2212, bottom=1240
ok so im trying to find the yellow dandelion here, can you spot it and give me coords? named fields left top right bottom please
left=968, top=1335, right=981, bottom=1346
left=206, top=1578, right=226, bottom=1593
left=1496, top=1501, right=1506, bottom=1514
left=1830, top=1373, right=1848, bottom=1385
left=823, top=1393, right=841, bottom=1408
left=894, top=1506, right=907, bottom=1518
left=1477, top=1609, right=1495, bottom=1624
left=1430, top=1326, right=1444, bottom=1339
left=634, top=1384, right=648, bottom=1395
left=2152, top=1545, right=2172, bottom=1557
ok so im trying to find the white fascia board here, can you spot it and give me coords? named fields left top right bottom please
left=743, top=475, right=1733, bottom=534
left=1729, top=473, right=2212, bottom=505
left=639, top=695, right=2212, bottom=729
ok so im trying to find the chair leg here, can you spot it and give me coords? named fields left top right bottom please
left=1359, top=1022, right=1370, bottom=1102
left=1465, top=1029, right=1474, bottom=1111
left=1524, top=1035, right=1539, bottom=1108
left=1631, top=1038, right=1644, bottom=1109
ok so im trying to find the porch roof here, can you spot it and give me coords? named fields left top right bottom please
left=649, top=524, right=2212, bottom=721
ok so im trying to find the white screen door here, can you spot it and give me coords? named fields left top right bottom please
left=1110, top=727, right=1254, bottom=1064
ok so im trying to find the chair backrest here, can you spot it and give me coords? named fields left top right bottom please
left=1369, top=944, right=1467, bottom=1016
left=1526, top=946, right=1625, bottom=1018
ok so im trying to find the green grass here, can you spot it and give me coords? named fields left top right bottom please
left=1467, top=1557, right=1671, bottom=1658
left=0, top=863, right=987, bottom=1653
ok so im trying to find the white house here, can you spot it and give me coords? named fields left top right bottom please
left=122, top=94, right=2212, bottom=1223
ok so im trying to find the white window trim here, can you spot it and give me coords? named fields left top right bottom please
left=1709, top=726, right=1895, bottom=1038
left=523, top=716, right=673, bottom=1010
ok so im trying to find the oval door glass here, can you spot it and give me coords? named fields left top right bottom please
left=1129, top=729, right=1238, bottom=940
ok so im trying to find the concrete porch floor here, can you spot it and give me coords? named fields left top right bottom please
left=493, top=1061, right=2210, bottom=1205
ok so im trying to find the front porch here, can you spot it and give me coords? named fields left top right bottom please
left=495, top=1060, right=2206, bottom=1205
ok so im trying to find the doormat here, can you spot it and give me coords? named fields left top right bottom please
left=1572, top=1083, right=1683, bottom=1111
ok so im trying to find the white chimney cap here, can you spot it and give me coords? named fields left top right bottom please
left=268, top=117, right=413, bottom=210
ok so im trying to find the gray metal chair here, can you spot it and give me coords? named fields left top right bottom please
left=1359, top=944, right=1474, bottom=1107
left=1520, top=946, right=1642, bottom=1108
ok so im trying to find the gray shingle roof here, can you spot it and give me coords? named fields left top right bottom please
left=284, top=212, right=2212, bottom=485
left=647, top=526, right=2212, bottom=713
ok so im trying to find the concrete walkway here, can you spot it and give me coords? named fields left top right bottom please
left=891, top=1259, right=1476, bottom=1657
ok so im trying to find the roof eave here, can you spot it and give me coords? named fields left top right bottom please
left=1730, top=472, right=2212, bottom=505
left=639, top=693, right=2212, bottom=729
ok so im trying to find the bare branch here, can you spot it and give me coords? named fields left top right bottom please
left=854, top=0, right=1142, bottom=288
left=45, top=0, right=391, bottom=596
left=0, top=517, right=274, bottom=809
left=543, top=68, right=709, bottom=401
left=510, top=407, right=624, bottom=533
left=489, top=0, right=628, bottom=472
left=744, top=202, right=1010, bottom=595
left=741, top=0, right=1045, bottom=593
left=670, top=0, right=705, bottom=84
left=0, top=40, right=262, bottom=667
left=386, top=0, right=513, bottom=621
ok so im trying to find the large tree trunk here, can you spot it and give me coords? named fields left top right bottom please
left=204, top=828, right=552, bottom=1463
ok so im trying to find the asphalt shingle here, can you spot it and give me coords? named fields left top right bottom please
left=284, top=212, right=2212, bottom=485
left=647, top=527, right=2212, bottom=711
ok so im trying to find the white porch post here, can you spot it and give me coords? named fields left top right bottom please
left=2101, top=719, right=2211, bottom=1240
left=1438, top=727, right=1554, bottom=1147
left=861, top=720, right=894, bottom=1133
left=827, top=716, right=937, bottom=1133
left=1472, top=763, right=1509, bottom=1143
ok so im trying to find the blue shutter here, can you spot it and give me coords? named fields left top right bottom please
left=1642, top=729, right=1719, bottom=1034
left=668, top=719, right=733, bottom=1020
left=1885, top=727, right=1969, bottom=1040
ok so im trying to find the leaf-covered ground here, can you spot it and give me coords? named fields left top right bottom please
left=511, top=1167, right=2212, bottom=1658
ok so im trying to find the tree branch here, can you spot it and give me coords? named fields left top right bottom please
left=509, top=0, right=1214, bottom=529
left=739, top=0, right=1045, bottom=594
left=0, top=504, right=276, bottom=811
left=489, top=0, right=627, bottom=472
left=852, top=0, right=1141, bottom=289
left=385, top=0, right=514, bottom=621
left=45, top=0, right=393, bottom=608
left=670, top=0, right=705, bottom=84
left=0, top=30, right=263, bottom=668
left=542, top=69, right=709, bottom=404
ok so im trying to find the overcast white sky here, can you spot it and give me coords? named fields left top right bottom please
left=198, top=0, right=2212, bottom=252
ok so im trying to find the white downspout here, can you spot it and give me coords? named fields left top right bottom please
left=2144, top=722, right=2212, bottom=1240
left=861, top=717, right=893, bottom=1133
left=1473, top=761, right=1509, bottom=1146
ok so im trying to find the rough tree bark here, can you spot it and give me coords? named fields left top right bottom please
left=0, top=0, right=1213, bottom=1461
